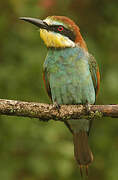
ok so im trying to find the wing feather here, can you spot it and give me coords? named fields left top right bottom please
left=43, top=68, right=52, bottom=100
left=88, top=54, right=100, bottom=98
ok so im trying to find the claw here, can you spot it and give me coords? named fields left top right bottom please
left=85, top=102, right=91, bottom=115
left=52, top=102, right=60, bottom=113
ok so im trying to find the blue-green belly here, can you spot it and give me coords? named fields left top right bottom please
left=44, top=47, right=95, bottom=105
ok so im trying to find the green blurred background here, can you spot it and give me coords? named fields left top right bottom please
left=0, top=0, right=118, bottom=179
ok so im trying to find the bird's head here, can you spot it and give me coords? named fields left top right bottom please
left=20, top=16, right=87, bottom=50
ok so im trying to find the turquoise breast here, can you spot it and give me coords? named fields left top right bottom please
left=44, top=47, right=95, bottom=105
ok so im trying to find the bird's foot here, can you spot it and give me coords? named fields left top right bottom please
left=52, top=102, right=60, bottom=113
left=84, top=102, right=91, bottom=115
left=84, top=102, right=102, bottom=120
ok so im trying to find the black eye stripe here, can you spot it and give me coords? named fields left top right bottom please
left=48, top=25, right=76, bottom=42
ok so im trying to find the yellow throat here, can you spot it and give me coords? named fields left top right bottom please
left=40, top=29, right=75, bottom=48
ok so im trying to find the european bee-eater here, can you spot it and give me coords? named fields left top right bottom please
left=20, top=16, right=100, bottom=175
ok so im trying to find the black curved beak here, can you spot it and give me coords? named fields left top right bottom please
left=19, top=17, right=48, bottom=29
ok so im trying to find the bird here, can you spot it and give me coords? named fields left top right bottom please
left=20, top=16, right=100, bottom=176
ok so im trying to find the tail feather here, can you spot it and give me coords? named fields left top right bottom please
left=73, top=131, right=93, bottom=166
left=65, top=120, right=93, bottom=176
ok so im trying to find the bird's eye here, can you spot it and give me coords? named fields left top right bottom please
left=57, top=26, right=64, bottom=32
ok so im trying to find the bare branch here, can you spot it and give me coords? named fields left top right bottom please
left=0, top=99, right=117, bottom=121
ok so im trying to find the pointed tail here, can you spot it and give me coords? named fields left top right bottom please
left=73, top=130, right=93, bottom=167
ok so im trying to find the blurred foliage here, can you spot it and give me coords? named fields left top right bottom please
left=0, top=0, right=118, bottom=179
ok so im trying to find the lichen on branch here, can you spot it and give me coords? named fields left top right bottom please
left=0, top=99, right=118, bottom=121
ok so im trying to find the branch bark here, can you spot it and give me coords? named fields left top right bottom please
left=0, top=99, right=117, bottom=121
